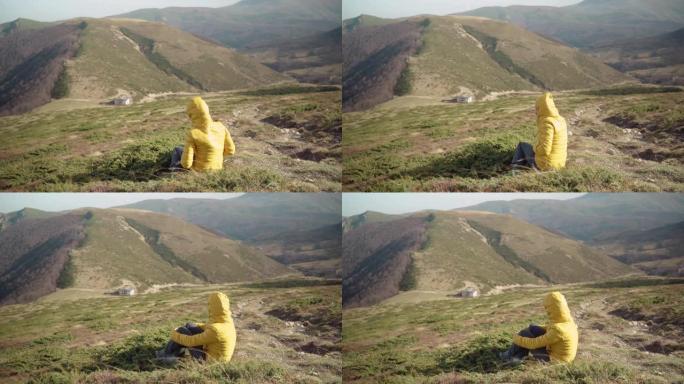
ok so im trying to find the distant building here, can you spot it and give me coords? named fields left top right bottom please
left=456, top=95, right=474, bottom=104
left=117, top=286, right=136, bottom=296
left=113, top=96, right=132, bottom=106
left=460, top=287, right=480, bottom=298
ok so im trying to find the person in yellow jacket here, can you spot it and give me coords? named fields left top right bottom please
left=156, top=292, right=237, bottom=362
left=500, top=291, right=578, bottom=364
left=511, top=93, right=568, bottom=171
left=170, top=97, right=236, bottom=171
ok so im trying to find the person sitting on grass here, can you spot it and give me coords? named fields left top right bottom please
left=511, top=92, right=568, bottom=172
left=156, top=292, right=236, bottom=362
left=500, top=291, right=578, bottom=364
left=170, top=96, right=236, bottom=171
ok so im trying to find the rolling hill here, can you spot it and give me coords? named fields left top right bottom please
left=342, top=15, right=629, bottom=111
left=342, top=210, right=634, bottom=307
left=462, top=194, right=684, bottom=243
left=116, top=0, right=342, bottom=84
left=120, top=193, right=342, bottom=278
left=459, top=0, right=684, bottom=49
left=0, top=207, right=294, bottom=305
left=596, top=221, right=684, bottom=276
left=0, top=17, right=289, bottom=115
left=590, top=28, right=684, bottom=86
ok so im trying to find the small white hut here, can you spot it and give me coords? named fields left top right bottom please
left=113, top=96, right=132, bottom=106
left=117, top=286, right=136, bottom=296
left=456, top=95, right=474, bottom=104
left=460, top=287, right=480, bottom=298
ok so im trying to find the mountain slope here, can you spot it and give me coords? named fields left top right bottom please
left=0, top=17, right=288, bottom=115
left=462, top=194, right=684, bottom=243
left=0, top=212, right=87, bottom=305
left=115, top=0, right=342, bottom=84
left=342, top=18, right=425, bottom=111
left=342, top=15, right=629, bottom=111
left=120, top=194, right=342, bottom=277
left=597, top=221, right=684, bottom=276
left=342, top=214, right=429, bottom=308
left=0, top=22, right=82, bottom=115
left=460, top=0, right=684, bottom=49
left=590, top=28, right=684, bottom=85
left=0, top=208, right=294, bottom=304
left=116, top=0, right=341, bottom=49
left=342, top=210, right=633, bottom=307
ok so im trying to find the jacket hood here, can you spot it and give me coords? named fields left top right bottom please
left=536, top=92, right=560, bottom=119
left=208, top=292, right=231, bottom=323
left=187, top=96, right=212, bottom=131
left=544, top=291, right=573, bottom=323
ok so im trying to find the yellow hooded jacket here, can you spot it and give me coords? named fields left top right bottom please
left=181, top=97, right=236, bottom=171
left=170, top=292, right=237, bottom=362
left=534, top=93, right=567, bottom=171
left=513, top=291, right=578, bottom=363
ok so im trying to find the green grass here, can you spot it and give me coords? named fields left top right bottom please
left=580, top=86, right=682, bottom=96
left=0, top=90, right=341, bottom=191
left=343, top=91, right=684, bottom=191
left=343, top=278, right=684, bottom=384
left=0, top=280, right=342, bottom=383
left=120, top=27, right=206, bottom=91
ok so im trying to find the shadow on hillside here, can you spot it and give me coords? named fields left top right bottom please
left=75, top=141, right=175, bottom=184
left=96, top=331, right=170, bottom=372
left=429, top=334, right=518, bottom=375
left=410, top=141, right=514, bottom=180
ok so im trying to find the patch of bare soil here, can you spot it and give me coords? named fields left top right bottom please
left=603, top=114, right=684, bottom=162
left=261, top=113, right=341, bottom=162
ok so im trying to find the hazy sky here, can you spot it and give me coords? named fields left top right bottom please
left=0, top=0, right=239, bottom=23
left=342, top=193, right=582, bottom=217
left=0, top=193, right=242, bottom=213
left=343, top=0, right=580, bottom=19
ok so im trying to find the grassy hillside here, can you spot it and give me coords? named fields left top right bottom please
left=68, top=18, right=288, bottom=101
left=342, top=86, right=684, bottom=192
left=121, top=194, right=342, bottom=278
left=343, top=14, right=397, bottom=33
left=416, top=16, right=628, bottom=95
left=0, top=18, right=56, bottom=37
left=71, top=208, right=293, bottom=291
left=0, top=85, right=341, bottom=191
left=343, top=277, right=684, bottom=383
left=460, top=0, right=684, bottom=49
left=0, top=207, right=296, bottom=304
left=115, top=0, right=341, bottom=84
left=342, top=211, right=406, bottom=232
left=462, top=193, right=684, bottom=243
left=0, top=279, right=341, bottom=383
left=342, top=15, right=629, bottom=111
left=0, top=17, right=290, bottom=116
left=342, top=210, right=634, bottom=307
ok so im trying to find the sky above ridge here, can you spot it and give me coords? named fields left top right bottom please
left=0, top=193, right=242, bottom=213
left=0, top=0, right=239, bottom=23
left=342, top=193, right=582, bottom=217
left=343, top=0, right=580, bottom=19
